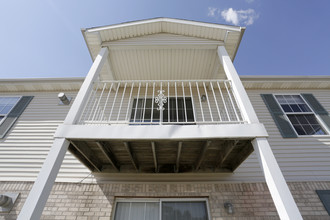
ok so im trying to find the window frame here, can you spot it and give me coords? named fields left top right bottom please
left=129, top=96, right=195, bottom=124
left=112, top=198, right=211, bottom=220
left=273, top=94, right=329, bottom=136
left=0, top=96, right=22, bottom=125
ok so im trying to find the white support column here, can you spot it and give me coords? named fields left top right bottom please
left=217, top=46, right=259, bottom=123
left=217, top=46, right=302, bottom=219
left=252, top=138, right=302, bottom=220
left=65, top=47, right=109, bottom=124
left=18, top=47, right=109, bottom=220
left=17, top=138, right=70, bottom=220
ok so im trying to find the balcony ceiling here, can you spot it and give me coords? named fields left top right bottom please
left=68, top=138, right=253, bottom=174
left=82, top=18, right=245, bottom=81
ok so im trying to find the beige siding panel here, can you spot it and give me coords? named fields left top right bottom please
left=0, top=91, right=91, bottom=183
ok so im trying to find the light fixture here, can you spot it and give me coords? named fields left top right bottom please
left=201, top=94, right=207, bottom=102
left=224, top=202, right=233, bottom=214
left=0, top=193, right=20, bottom=213
left=58, top=92, right=72, bottom=105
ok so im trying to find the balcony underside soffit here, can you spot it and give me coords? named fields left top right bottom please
left=68, top=138, right=253, bottom=174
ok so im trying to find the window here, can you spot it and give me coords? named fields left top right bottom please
left=0, top=96, right=33, bottom=138
left=274, top=95, right=326, bottom=135
left=113, top=199, right=209, bottom=220
left=130, top=97, right=194, bottom=123
left=0, top=97, right=21, bottom=124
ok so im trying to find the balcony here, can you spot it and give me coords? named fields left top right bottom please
left=78, top=79, right=244, bottom=125
left=53, top=79, right=267, bottom=174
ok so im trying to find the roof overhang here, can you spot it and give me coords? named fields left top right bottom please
left=82, top=18, right=245, bottom=81
left=0, top=75, right=329, bottom=92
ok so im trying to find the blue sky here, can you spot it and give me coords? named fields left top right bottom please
left=0, top=0, right=329, bottom=78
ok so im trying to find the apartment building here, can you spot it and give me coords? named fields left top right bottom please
left=0, top=18, right=330, bottom=220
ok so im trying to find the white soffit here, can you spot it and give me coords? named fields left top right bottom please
left=82, top=18, right=245, bottom=81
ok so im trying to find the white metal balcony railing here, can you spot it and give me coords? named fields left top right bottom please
left=78, top=80, right=245, bottom=125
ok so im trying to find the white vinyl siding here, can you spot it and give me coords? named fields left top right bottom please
left=0, top=91, right=91, bottom=183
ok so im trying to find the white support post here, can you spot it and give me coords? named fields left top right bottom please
left=217, top=46, right=259, bottom=123
left=252, top=138, right=302, bottom=220
left=65, top=47, right=109, bottom=124
left=217, top=46, right=302, bottom=219
left=18, top=47, right=109, bottom=220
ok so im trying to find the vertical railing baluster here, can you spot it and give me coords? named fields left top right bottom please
left=87, top=82, right=100, bottom=121
left=182, top=82, right=187, bottom=123
left=189, top=82, right=196, bottom=123
left=217, top=81, right=230, bottom=122
left=210, top=82, right=222, bottom=122
left=168, top=81, right=170, bottom=123
left=225, top=81, right=239, bottom=121
left=151, top=82, right=155, bottom=123
left=133, top=82, right=141, bottom=123
left=203, top=81, right=213, bottom=122
left=142, top=83, right=148, bottom=123
left=91, top=82, right=107, bottom=122
left=175, top=82, right=179, bottom=122
left=196, top=82, right=205, bottom=122
left=101, top=82, right=114, bottom=122
left=160, top=81, right=163, bottom=125
left=108, top=83, right=121, bottom=121
left=116, top=82, right=127, bottom=121
left=125, top=82, right=134, bottom=122
left=227, top=80, right=242, bottom=122
left=79, top=81, right=97, bottom=124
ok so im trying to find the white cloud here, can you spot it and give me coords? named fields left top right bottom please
left=208, top=7, right=259, bottom=26
left=246, top=0, right=255, bottom=3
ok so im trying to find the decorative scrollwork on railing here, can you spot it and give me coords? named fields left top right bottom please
left=155, top=90, right=167, bottom=111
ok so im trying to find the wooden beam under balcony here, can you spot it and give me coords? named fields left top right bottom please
left=70, top=141, right=102, bottom=172
left=175, top=142, right=182, bottom=173
left=195, top=141, right=212, bottom=171
left=96, top=141, right=119, bottom=172
left=151, top=142, right=158, bottom=173
left=215, top=140, right=237, bottom=170
left=124, top=142, right=139, bottom=171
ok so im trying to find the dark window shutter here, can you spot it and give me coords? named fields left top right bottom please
left=0, top=96, right=33, bottom=138
left=301, top=94, right=330, bottom=130
left=261, top=94, right=297, bottom=138
left=316, top=190, right=330, bottom=215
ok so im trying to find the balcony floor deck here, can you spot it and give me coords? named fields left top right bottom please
left=68, top=138, right=253, bottom=173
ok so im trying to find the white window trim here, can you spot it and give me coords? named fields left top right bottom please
left=273, top=94, right=329, bottom=137
left=113, top=197, right=211, bottom=220
left=0, top=96, right=22, bottom=125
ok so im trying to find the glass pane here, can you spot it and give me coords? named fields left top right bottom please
left=162, top=201, right=208, bottom=220
left=145, top=202, right=160, bottom=220
left=312, top=125, right=326, bottom=135
left=114, top=203, right=131, bottom=220
left=290, top=104, right=301, bottom=112
left=291, top=95, right=305, bottom=104
left=281, top=104, right=292, bottom=112
left=275, top=95, right=286, bottom=104
left=289, top=114, right=326, bottom=135
left=114, top=202, right=159, bottom=220
left=130, top=203, right=145, bottom=220
left=293, top=125, right=306, bottom=135
left=0, top=106, right=14, bottom=114
left=298, top=104, right=311, bottom=112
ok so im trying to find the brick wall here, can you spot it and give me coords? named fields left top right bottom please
left=0, top=181, right=329, bottom=220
